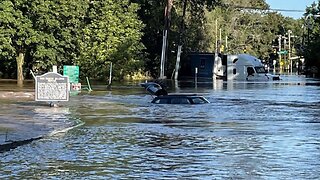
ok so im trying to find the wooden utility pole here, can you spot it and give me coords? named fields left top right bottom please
left=160, top=0, right=173, bottom=79
left=174, top=0, right=187, bottom=80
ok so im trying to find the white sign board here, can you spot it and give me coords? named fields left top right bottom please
left=35, top=72, right=69, bottom=102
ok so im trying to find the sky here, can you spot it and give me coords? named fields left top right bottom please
left=265, top=0, right=317, bottom=19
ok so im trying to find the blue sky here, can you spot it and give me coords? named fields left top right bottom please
left=265, top=0, right=316, bottom=19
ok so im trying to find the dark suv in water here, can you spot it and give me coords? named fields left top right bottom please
left=140, top=82, right=210, bottom=104
left=151, top=94, right=209, bottom=104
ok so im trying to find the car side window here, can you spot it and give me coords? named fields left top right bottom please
left=154, top=98, right=168, bottom=104
left=180, top=98, right=191, bottom=104
left=247, top=67, right=255, bottom=76
left=153, top=99, right=160, bottom=104
left=171, top=98, right=190, bottom=104
left=192, top=97, right=206, bottom=104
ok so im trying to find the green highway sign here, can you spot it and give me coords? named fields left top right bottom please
left=63, top=65, right=79, bottom=84
left=277, top=50, right=288, bottom=55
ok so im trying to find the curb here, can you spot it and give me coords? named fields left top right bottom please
left=0, top=120, right=84, bottom=153
left=0, top=137, right=42, bottom=153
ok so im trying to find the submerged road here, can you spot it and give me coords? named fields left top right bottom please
left=1, top=75, right=320, bottom=179
left=0, top=80, right=79, bottom=151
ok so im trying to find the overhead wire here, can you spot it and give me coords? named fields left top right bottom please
left=219, top=3, right=305, bottom=13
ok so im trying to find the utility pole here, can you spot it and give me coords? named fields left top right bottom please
left=225, top=35, right=228, bottom=53
left=215, top=19, right=218, bottom=52
left=213, top=19, right=218, bottom=79
left=174, top=0, right=187, bottom=80
left=278, top=35, right=282, bottom=74
left=219, top=28, right=222, bottom=43
left=284, top=36, right=287, bottom=73
left=288, top=30, right=292, bottom=75
left=160, top=0, right=173, bottom=79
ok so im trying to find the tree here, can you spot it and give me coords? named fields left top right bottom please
left=203, top=0, right=271, bottom=54
left=77, top=0, right=145, bottom=80
left=0, top=0, right=38, bottom=86
left=131, top=0, right=222, bottom=78
left=0, top=0, right=145, bottom=82
left=303, top=1, right=320, bottom=76
left=202, top=0, right=304, bottom=67
left=0, top=0, right=86, bottom=84
left=29, top=0, right=88, bottom=71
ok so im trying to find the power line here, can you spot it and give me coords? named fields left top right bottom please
left=220, top=4, right=305, bottom=13
left=269, top=8, right=304, bottom=13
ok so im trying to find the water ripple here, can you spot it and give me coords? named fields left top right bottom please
left=1, top=77, right=320, bottom=179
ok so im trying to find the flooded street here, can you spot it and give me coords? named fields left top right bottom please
left=1, top=76, right=320, bottom=179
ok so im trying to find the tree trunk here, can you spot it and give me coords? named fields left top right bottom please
left=16, top=52, right=25, bottom=86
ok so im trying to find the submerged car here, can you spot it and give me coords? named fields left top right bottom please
left=151, top=94, right=209, bottom=104
left=140, top=82, right=210, bottom=104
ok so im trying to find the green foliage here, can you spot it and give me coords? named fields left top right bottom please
left=131, top=0, right=223, bottom=78
left=200, top=0, right=304, bottom=63
left=0, top=0, right=35, bottom=58
left=130, top=0, right=166, bottom=78
left=0, top=0, right=310, bottom=80
left=77, top=0, right=145, bottom=80
left=303, top=0, right=320, bottom=75
left=0, top=0, right=145, bottom=81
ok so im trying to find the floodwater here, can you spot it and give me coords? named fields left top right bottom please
left=1, top=75, right=320, bottom=179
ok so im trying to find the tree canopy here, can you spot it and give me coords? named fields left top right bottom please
left=0, top=0, right=145, bottom=83
left=1, top=0, right=317, bottom=82
left=303, top=0, right=320, bottom=76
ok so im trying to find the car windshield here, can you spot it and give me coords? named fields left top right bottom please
left=255, top=66, right=266, bottom=73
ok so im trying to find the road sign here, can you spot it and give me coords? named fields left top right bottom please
left=63, top=65, right=79, bottom=84
left=277, top=50, right=288, bottom=55
left=35, top=72, right=69, bottom=102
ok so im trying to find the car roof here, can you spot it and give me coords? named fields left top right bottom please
left=156, top=94, right=200, bottom=98
left=151, top=94, right=210, bottom=104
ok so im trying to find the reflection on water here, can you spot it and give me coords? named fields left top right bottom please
left=1, top=76, right=320, bottom=179
left=0, top=101, right=79, bottom=150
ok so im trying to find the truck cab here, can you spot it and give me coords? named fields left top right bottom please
left=226, top=54, right=280, bottom=81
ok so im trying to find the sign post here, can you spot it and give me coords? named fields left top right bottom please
left=35, top=72, right=69, bottom=106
